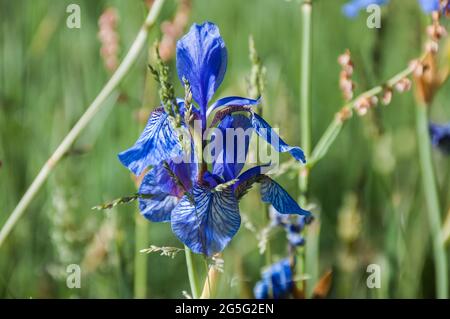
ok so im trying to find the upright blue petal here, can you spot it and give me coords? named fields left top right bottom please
left=260, top=176, right=311, bottom=216
left=206, top=96, right=260, bottom=117
left=176, top=22, right=227, bottom=114
left=171, top=185, right=240, bottom=256
left=342, top=0, right=389, bottom=18
left=118, top=109, right=183, bottom=175
left=251, top=113, right=306, bottom=163
left=429, top=122, right=450, bottom=155
left=418, top=0, right=440, bottom=13
left=211, top=114, right=253, bottom=181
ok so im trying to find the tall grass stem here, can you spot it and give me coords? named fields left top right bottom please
left=415, top=103, right=448, bottom=299
left=185, top=246, right=201, bottom=298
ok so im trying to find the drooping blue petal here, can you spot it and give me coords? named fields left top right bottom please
left=176, top=22, right=227, bottom=114
left=118, top=109, right=184, bottom=175
left=429, top=122, right=450, bottom=155
left=171, top=185, right=240, bottom=256
left=137, top=155, right=196, bottom=222
left=251, top=113, right=306, bottom=163
left=234, top=164, right=273, bottom=199
left=260, top=177, right=311, bottom=216
left=418, top=0, right=440, bottom=13
left=342, top=0, right=389, bottom=18
left=206, top=96, right=260, bottom=117
left=138, top=166, right=178, bottom=222
left=211, top=114, right=253, bottom=181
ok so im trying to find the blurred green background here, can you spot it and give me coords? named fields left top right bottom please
left=1, top=0, right=449, bottom=298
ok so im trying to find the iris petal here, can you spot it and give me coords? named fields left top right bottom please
left=251, top=113, right=306, bottom=163
left=138, top=166, right=178, bottom=222
left=206, top=96, right=260, bottom=117
left=171, top=185, right=240, bottom=256
left=260, top=176, right=311, bottom=216
left=211, top=114, right=253, bottom=181
left=176, top=22, right=227, bottom=113
left=118, top=109, right=183, bottom=175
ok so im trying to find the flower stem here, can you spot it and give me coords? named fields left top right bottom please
left=299, top=0, right=312, bottom=202
left=0, top=0, right=166, bottom=248
left=299, top=0, right=313, bottom=295
left=185, top=246, right=201, bottom=299
left=134, top=214, right=148, bottom=298
left=415, top=103, right=448, bottom=299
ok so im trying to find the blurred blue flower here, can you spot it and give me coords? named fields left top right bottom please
left=254, top=258, right=295, bottom=299
left=429, top=122, right=450, bottom=155
left=343, top=0, right=444, bottom=17
left=418, top=0, right=440, bottom=13
left=118, top=22, right=310, bottom=256
left=342, top=0, right=389, bottom=18
left=270, top=206, right=312, bottom=248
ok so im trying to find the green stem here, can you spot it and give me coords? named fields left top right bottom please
left=134, top=214, right=148, bottom=298
left=299, top=0, right=312, bottom=201
left=415, top=103, right=448, bottom=299
left=185, top=245, right=201, bottom=299
left=299, top=0, right=313, bottom=294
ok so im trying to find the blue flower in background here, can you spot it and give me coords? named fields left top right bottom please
left=418, top=0, right=441, bottom=13
left=270, top=206, right=312, bottom=248
left=254, top=258, right=295, bottom=299
left=343, top=0, right=443, bottom=18
left=342, top=0, right=389, bottom=18
left=118, top=22, right=310, bottom=256
left=429, top=122, right=450, bottom=155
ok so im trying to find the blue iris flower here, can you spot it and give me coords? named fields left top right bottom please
left=254, top=258, right=295, bottom=299
left=343, top=0, right=443, bottom=18
left=429, top=122, right=450, bottom=155
left=118, top=22, right=310, bottom=256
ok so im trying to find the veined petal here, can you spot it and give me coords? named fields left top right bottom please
left=211, top=114, right=253, bottom=181
left=138, top=166, right=179, bottom=222
left=251, top=113, right=306, bottom=163
left=118, top=109, right=183, bottom=175
left=137, top=152, right=196, bottom=223
left=206, top=96, right=260, bottom=117
left=260, top=176, right=311, bottom=216
left=171, top=185, right=240, bottom=256
left=176, top=22, right=227, bottom=113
